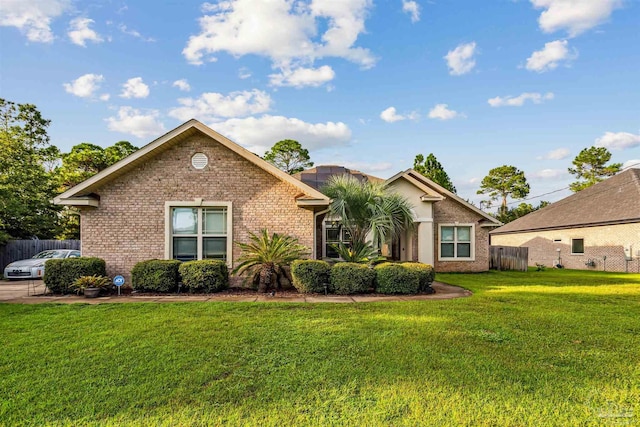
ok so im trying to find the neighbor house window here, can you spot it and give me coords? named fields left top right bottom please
left=324, top=221, right=351, bottom=258
left=166, top=202, right=232, bottom=263
left=571, top=238, right=584, bottom=255
left=439, top=224, right=474, bottom=260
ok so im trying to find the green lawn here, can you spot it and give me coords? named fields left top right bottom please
left=1, top=269, right=639, bottom=426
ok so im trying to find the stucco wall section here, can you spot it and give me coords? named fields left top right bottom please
left=491, top=223, right=640, bottom=272
left=433, top=198, right=491, bottom=272
left=80, top=132, right=315, bottom=279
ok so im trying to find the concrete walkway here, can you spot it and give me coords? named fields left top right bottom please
left=0, top=280, right=471, bottom=304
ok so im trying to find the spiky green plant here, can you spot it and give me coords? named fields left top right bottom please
left=232, top=229, right=309, bottom=292
left=330, top=241, right=383, bottom=264
left=321, top=175, right=415, bottom=248
left=69, top=275, right=111, bottom=295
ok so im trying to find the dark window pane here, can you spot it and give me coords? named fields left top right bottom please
left=326, top=244, right=339, bottom=258
left=204, top=237, right=226, bottom=260
left=572, top=239, right=584, bottom=254
left=441, top=243, right=454, bottom=258
left=326, top=228, right=340, bottom=241
left=457, top=243, right=471, bottom=258
left=173, top=237, right=197, bottom=261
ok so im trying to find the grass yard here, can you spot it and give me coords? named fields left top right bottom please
left=1, top=269, right=639, bottom=426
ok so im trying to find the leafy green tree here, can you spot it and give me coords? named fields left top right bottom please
left=568, top=147, right=622, bottom=192
left=477, top=165, right=530, bottom=215
left=0, top=99, right=60, bottom=239
left=263, top=139, right=313, bottom=174
left=232, top=229, right=309, bottom=292
left=321, top=175, right=415, bottom=249
left=496, top=201, right=549, bottom=224
left=56, top=140, right=139, bottom=238
left=413, top=153, right=457, bottom=193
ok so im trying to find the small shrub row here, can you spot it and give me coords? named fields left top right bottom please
left=44, top=257, right=107, bottom=294
left=291, top=260, right=434, bottom=295
left=131, top=259, right=229, bottom=293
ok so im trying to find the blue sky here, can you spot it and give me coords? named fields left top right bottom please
left=1, top=0, right=639, bottom=208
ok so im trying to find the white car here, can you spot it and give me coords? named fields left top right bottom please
left=3, top=249, right=81, bottom=280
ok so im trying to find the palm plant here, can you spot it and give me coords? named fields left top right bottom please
left=321, top=175, right=415, bottom=249
left=331, top=241, right=383, bottom=263
left=232, top=229, right=310, bottom=292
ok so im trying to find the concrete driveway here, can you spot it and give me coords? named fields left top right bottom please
left=0, top=279, right=48, bottom=301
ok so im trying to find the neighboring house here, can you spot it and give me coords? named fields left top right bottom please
left=490, top=168, right=640, bottom=272
left=294, top=167, right=502, bottom=272
left=54, top=120, right=501, bottom=279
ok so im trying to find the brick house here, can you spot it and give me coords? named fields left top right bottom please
left=490, top=168, right=640, bottom=272
left=295, top=167, right=502, bottom=272
left=54, top=120, right=500, bottom=278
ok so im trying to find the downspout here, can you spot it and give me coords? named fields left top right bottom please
left=313, top=208, right=330, bottom=259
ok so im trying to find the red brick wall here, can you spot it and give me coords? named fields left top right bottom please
left=80, top=132, right=315, bottom=279
left=433, top=198, right=492, bottom=272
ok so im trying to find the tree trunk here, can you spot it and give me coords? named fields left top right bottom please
left=258, top=264, right=275, bottom=293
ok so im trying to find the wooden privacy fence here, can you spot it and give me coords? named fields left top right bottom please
left=490, top=246, right=528, bottom=272
left=0, top=240, right=80, bottom=271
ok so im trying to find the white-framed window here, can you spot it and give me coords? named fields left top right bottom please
left=571, top=238, right=584, bottom=255
left=323, top=220, right=351, bottom=259
left=165, top=202, right=232, bottom=264
left=438, top=224, right=475, bottom=261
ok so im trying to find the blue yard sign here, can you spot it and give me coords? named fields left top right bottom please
left=113, top=275, right=125, bottom=286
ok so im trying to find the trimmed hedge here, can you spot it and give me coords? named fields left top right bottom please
left=291, top=260, right=332, bottom=293
left=375, top=263, right=420, bottom=295
left=43, top=257, right=107, bottom=294
left=179, top=260, right=229, bottom=293
left=402, top=262, right=435, bottom=291
left=330, top=262, right=375, bottom=295
left=131, top=260, right=181, bottom=292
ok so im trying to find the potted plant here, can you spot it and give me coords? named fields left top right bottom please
left=70, top=275, right=111, bottom=298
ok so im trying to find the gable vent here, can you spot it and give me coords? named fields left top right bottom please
left=191, top=153, right=208, bottom=169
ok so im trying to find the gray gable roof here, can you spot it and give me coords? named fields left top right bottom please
left=492, top=168, right=640, bottom=235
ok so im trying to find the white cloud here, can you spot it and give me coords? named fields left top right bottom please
left=168, top=89, right=272, bottom=122
left=106, top=107, right=165, bottom=138
left=595, top=132, right=640, bottom=151
left=380, top=106, right=419, bottom=123
left=0, top=0, right=70, bottom=43
left=99, top=94, right=110, bottom=101
left=118, top=24, right=155, bottom=42
left=531, top=168, right=568, bottom=179
left=538, top=148, right=570, bottom=160
left=210, top=115, right=352, bottom=154
left=380, top=107, right=404, bottom=123
left=68, top=17, right=103, bottom=47
left=402, top=0, right=420, bottom=23
left=182, top=0, right=376, bottom=84
left=525, top=39, right=577, bottom=72
left=120, top=77, right=150, bottom=99
left=63, top=73, right=104, bottom=98
left=622, top=159, right=640, bottom=170
left=172, top=79, right=191, bottom=92
left=444, top=42, right=477, bottom=76
left=269, top=65, right=335, bottom=88
left=488, top=92, right=554, bottom=107
left=531, top=0, right=622, bottom=37
left=238, top=67, right=252, bottom=79
left=428, top=104, right=463, bottom=120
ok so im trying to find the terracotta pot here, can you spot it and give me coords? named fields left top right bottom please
left=84, top=287, right=101, bottom=298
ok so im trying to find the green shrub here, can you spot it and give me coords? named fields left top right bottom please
left=291, top=260, right=332, bottom=293
left=131, top=260, right=181, bottom=292
left=375, top=263, right=420, bottom=294
left=43, top=257, right=107, bottom=294
left=179, top=260, right=229, bottom=293
left=402, top=262, right=435, bottom=291
left=330, top=262, right=375, bottom=295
